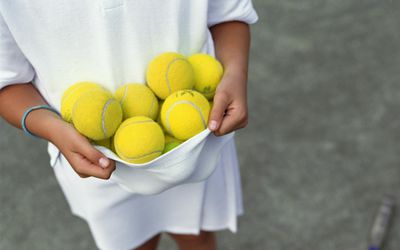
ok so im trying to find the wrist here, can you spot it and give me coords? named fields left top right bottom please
left=24, top=108, right=64, bottom=141
left=46, top=115, right=70, bottom=144
left=223, top=66, right=248, bottom=84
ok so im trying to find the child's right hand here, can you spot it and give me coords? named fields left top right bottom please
left=50, top=119, right=116, bottom=179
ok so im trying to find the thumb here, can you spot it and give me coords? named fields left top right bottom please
left=78, top=139, right=111, bottom=169
left=208, top=93, right=229, bottom=131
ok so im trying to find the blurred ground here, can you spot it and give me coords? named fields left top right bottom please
left=1, top=0, right=400, bottom=249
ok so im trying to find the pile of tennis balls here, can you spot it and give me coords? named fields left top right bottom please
left=60, top=52, right=223, bottom=164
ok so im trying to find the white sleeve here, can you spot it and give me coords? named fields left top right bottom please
left=207, top=0, right=259, bottom=27
left=0, top=12, right=35, bottom=90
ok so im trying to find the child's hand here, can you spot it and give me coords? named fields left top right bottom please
left=208, top=72, right=248, bottom=136
left=50, top=120, right=116, bottom=179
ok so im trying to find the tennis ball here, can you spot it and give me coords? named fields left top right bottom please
left=146, top=52, right=195, bottom=99
left=209, top=101, right=214, bottom=110
left=115, top=83, right=159, bottom=120
left=93, top=138, right=112, bottom=149
left=163, top=141, right=181, bottom=154
left=156, top=99, right=165, bottom=131
left=72, top=89, right=123, bottom=140
left=110, top=136, right=116, bottom=153
left=61, top=82, right=104, bottom=122
left=92, top=137, right=116, bottom=153
left=163, top=135, right=182, bottom=153
left=164, top=134, right=182, bottom=144
left=114, top=116, right=165, bottom=164
left=161, top=90, right=210, bottom=140
left=188, top=54, right=223, bottom=100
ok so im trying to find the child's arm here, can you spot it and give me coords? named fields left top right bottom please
left=0, top=83, right=115, bottom=179
left=208, top=21, right=251, bottom=136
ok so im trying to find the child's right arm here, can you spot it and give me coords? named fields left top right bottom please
left=0, top=83, right=115, bottom=179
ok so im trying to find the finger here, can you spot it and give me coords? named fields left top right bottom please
left=208, top=92, right=230, bottom=131
left=215, top=106, right=248, bottom=136
left=69, top=152, right=116, bottom=179
left=74, top=139, right=112, bottom=169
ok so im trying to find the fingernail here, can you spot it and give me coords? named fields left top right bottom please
left=209, top=120, right=218, bottom=130
left=99, top=157, right=110, bottom=168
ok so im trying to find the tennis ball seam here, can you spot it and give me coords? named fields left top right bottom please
left=164, top=100, right=207, bottom=137
left=117, top=119, right=154, bottom=131
left=119, top=150, right=163, bottom=161
left=62, top=84, right=90, bottom=105
left=115, top=119, right=163, bottom=160
left=101, top=99, right=114, bottom=138
left=62, top=83, right=105, bottom=105
left=120, top=84, right=129, bottom=106
left=165, top=57, right=188, bottom=96
left=61, top=86, right=88, bottom=120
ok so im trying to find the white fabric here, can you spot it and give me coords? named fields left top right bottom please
left=54, top=139, right=244, bottom=250
left=0, top=13, right=35, bottom=87
left=106, top=129, right=235, bottom=195
left=0, top=1, right=258, bottom=249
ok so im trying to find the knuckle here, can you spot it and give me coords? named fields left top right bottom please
left=214, top=130, right=224, bottom=137
left=242, top=120, right=249, bottom=128
left=74, top=165, right=84, bottom=175
left=101, top=171, right=112, bottom=180
left=237, top=109, right=248, bottom=123
left=240, top=117, right=249, bottom=128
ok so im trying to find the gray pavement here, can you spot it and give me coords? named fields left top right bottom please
left=1, top=0, right=400, bottom=249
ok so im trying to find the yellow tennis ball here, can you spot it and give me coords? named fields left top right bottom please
left=146, top=52, right=195, bottom=99
left=114, top=116, right=165, bottom=164
left=188, top=54, right=223, bottom=100
left=92, top=138, right=112, bottom=149
left=163, top=141, right=181, bottom=154
left=161, top=90, right=210, bottom=140
left=92, top=136, right=116, bottom=153
left=110, top=136, right=116, bottom=153
left=164, top=134, right=182, bottom=144
left=209, top=101, right=214, bottom=109
left=61, top=82, right=104, bottom=122
left=115, top=83, right=159, bottom=120
left=156, top=99, right=165, bottom=131
left=163, top=135, right=182, bottom=153
left=72, top=89, right=123, bottom=140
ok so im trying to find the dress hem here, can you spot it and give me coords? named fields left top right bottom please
left=70, top=211, right=244, bottom=250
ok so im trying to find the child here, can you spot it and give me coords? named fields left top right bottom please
left=0, top=1, right=258, bottom=249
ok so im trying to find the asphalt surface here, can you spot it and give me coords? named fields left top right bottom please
left=1, top=1, right=400, bottom=249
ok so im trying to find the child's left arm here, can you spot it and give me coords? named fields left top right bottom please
left=208, top=21, right=252, bottom=136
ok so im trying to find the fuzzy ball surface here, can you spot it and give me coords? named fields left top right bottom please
left=115, top=83, right=159, bottom=120
left=146, top=52, right=195, bottom=99
left=161, top=90, right=210, bottom=140
left=72, top=89, right=123, bottom=140
left=188, top=54, right=223, bottom=100
left=61, top=82, right=104, bottom=122
left=114, top=116, right=165, bottom=164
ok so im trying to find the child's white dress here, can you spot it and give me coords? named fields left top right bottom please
left=0, top=1, right=258, bottom=249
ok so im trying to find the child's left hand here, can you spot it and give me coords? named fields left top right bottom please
left=208, top=72, right=249, bottom=136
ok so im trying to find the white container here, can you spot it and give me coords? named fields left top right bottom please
left=96, top=129, right=234, bottom=195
